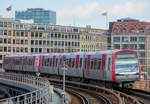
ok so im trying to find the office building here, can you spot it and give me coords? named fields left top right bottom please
left=15, top=8, right=56, bottom=24
left=0, top=17, right=107, bottom=69
left=110, top=18, right=150, bottom=73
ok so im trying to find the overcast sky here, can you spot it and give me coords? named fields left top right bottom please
left=0, top=0, right=150, bottom=29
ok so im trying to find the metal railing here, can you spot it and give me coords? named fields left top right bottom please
left=0, top=72, right=51, bottom=104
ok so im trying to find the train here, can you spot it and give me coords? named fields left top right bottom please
left=3, top=49, right=141, bottom=85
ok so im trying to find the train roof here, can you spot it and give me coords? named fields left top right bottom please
left=4, top=49, right=137, bottom=58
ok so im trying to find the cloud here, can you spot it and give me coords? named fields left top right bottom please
left=58, top=2, right=100, bottom=19
left=57, top=0, right=150, bottom=28
left=109, top=0, right=150, bottom=18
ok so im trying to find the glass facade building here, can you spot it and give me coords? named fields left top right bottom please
left=15, top=8, right=56, bottom=24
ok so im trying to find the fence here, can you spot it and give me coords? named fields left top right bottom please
left=0, top=72, right=51, bottom=104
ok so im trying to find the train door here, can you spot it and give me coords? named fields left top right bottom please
left=105, top=54, right=112, bottom=80
left=34, top=55, right=41, bottom=73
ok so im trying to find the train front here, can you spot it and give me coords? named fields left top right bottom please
left=114, top=50, right=141, bottom=82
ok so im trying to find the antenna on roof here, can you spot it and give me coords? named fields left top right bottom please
left=73, top=16, right=75, bottom=26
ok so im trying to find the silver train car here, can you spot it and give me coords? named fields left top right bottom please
left=3, top=50, right=141, bottom=83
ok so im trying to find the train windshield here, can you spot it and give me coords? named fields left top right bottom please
left=115, top=52, right=138, bottom=73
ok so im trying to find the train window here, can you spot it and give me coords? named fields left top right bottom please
left=28, top=59, right=31, bottom=65
left=80, top=58, right=82, bottom=68
left=84, top=58, right=87, bottom=69
left=87, top=58, right=90, bottom=69
left=97, top=58, right=102, bottom=70
left=60, top=58, right=62, bottom=66
left=72, top=58, right=75, bottom=68
left=49, top=58, right=52, bottom=66
left=108, top=57, right=111, bottom=70
left=56, top=58, right=58, bottom=67
left=68, top=58, right=72, bottom=67
left=47, top=58, right=50, bottom=66
left=93, top=58, right=97, bottom=69
left=44, top=58, right=47, bottom=66
left=90, top=58, right=94, bottom=69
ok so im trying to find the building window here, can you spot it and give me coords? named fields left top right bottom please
left=0, top=55, right=2, bottom=60
left=47, top=41, right=50, bottom=45
left=113, top=37, right=120, bottom=42
left=122, top=28, right=127, bottom=35
left=130, top=37, right=137, bottom=42
left=55, top=41, right=57, bottom=46
left=113, top=44, right=120, bottom=49
left=140, top=59, right=145, bottom=65
left=113, top=28, right=118, bottom=35
left=35, top=32, right=38, bottom=37
left=139, top=52, right=145, bottom=57
left=130, top=28, right=136, bottom=34
left=55, top=34, right=57, bottom=38
left=139, top=44, right=145, bottom=49
left=35, top=48, right=38, bottom=53
left=43, top=41, right=46, bottom=45
left=4, top=22, right=7, bottom=27
left=25, top=48, right=28, bottom=52
left=0, top=46, right=3, bottom=52
left=51, top=33, right=53, bottom=37
left=148, top=28, right=150, bottom=34
left=39, top=33, right=42, bottom=37
left=122, top=37, right=129, bottom=42
left=4, top=30, right=7, bottom=35
left=31, top=40, right=34, bottom=45
left=25, top=32, right=28, bottom=37
left=0, top=64, right=2, bottom=68
left=122, top=44, right=130, bottom=49
left=21, top=32, right=24, bottom=36
left=31, top=32, right=34, bottom=37
left=25, top=40, right=28, bottom=44
left=39, top=40, right=42, bottom=45
left=8, top=31, right=11, bottom=36
left=21, top=40, right=24, bottom=44
left=139, top=37, right=145, bottom=42
left=0, top=22, right=3, bottom=27
left=13, top=39, right=15, bottom=44
left=130, top=44, right=137, bottom=49
left=4, top=39, right=7, bottom=43
left=139, top=28, right=144, bottom=35
left=8, top=39, right=11, bottom=44
left=8, top=47, right=11, bottom=52
left=51, top=41, right=53, bottom=46
left=16, top=31, right=19, bottom=36
left=13, top=47, right=15, bottom=52
left=0, top=38, right=2, bottom=43
left=4, top=47, right=7, bottom=52
left=16, top=47, right=19, bottom=52
left=21, top=47, right=24, bottom=52
left=31, top=48, right=34, bottom=52
left=16, top=39, right=19, bottom=44
left=39, top=48, right=42, bottom=53
left=0, top=30, right=3, bottom=35
left=7, top=22, right=12, bottom=27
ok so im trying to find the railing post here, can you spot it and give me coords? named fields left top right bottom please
left=35, top=91, right=38, bottom=104
left=30, top=93, right=33, bottom=103
left=24, top=95, right=27, bottom=104
left=17, top=97, right=20, bottom=104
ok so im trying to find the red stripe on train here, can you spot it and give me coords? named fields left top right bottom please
left=112, top=54, right=116, bottom=81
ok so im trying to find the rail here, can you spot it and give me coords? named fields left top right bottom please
left=67, top=89, right=89, bottom=104
left=0, top=72, right=50, bottom=104
left=49, top=78, right=122, bottom=104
